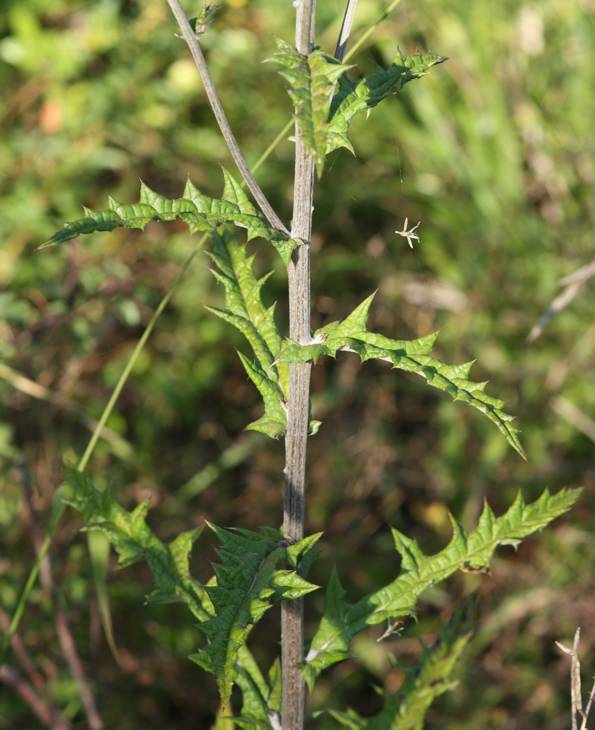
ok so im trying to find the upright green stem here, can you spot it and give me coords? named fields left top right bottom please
left=282, top=3, right=316, bottom=728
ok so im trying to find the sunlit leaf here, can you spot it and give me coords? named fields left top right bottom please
left=303, top=488, right=580, bottom=686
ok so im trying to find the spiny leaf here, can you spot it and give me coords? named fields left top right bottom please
left=190, top=526, right=319, bottom=705
left=206, top=229, right=288, bottom=437
left=327, top=52, right=447, bottom=156
left=237, top=353, right=287, bottom=439
left=62, top=467, right=206, bottom=621
left=277, top=292, right=525, bottom=457
left=208, top=231, right=285, bottom=382
left=303, top=488, right=580, bottom=686
left=328, top=596, right=475, bottom=730
left=41, top=169, right=299, bottom=264
left=303, top=569, right=351, bottom=689
left=271, top=39, right=351, bottom=177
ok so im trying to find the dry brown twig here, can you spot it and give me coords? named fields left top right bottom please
left=528, top=258, right=595, bottom=342
left=556, top=627, right=595, bottom=730
left=19, top=461, right=104, bottom=730
left=0, top=665, right=71, bottom=730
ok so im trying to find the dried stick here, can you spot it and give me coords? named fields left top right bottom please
left=552, top=396, right=595, bottom=444
left=555, top=627, right=595, bottom=730
left=0, top=665, right=71, bottom=730
left=528, top=258, right=595, bottom=342
left=0, top=607, right=46, bottom=690
left=165, top=0, right=289, bottom=236
left=20, top=463, right=104, bottom=730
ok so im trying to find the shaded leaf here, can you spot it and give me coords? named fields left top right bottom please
left=62, top=467, right=206, bottom=621
left=236, top=649, right=282, bottom=730
left=329, top=596, right=475, bottom=729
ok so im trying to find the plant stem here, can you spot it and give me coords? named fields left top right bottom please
left=165, top=0, right=289, bottom=236
left=344, top=0, right=403, bottom=63
left=335, top=0, right=360, bottom=61
left=282, top=3, right=317, bottom=728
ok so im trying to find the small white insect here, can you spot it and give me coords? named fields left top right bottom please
left=395, top=217, right=421, bottom=249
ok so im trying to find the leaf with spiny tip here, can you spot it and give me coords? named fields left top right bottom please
left=303, top=488, right=580, bottom=685
left=270, top=38, right=352, bottom=177
left=206, top=231, right=288, bottom=438
left=277, top=293, right=525, bottom=457
left=192, top=525, right=321, bottom=705
left=237, top=353, right=286, bottom=439
left=42, top=171, right=298, bottom=264
left=61, top=467, right=207, bottom=621
left=327, top=52, right=447, bottom=158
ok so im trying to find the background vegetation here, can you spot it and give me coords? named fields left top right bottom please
left=1, top=0, right=593, bottom=728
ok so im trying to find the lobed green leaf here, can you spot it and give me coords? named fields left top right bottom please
left=271, top=39, right=351, bottom=177
left=327, top=52, right=447, bottom=156
left=278, top=292, right=525, bottom=456
left=190, top=525, right=319, bottom=705
left=62, top=467, right=206, bottom=620
left=207, top=229, right=289, bottom=437
left=42, top=169, right=299, bottom=264
left=303, top=488, right=580, bottom=687
left=235, top=648, right=283, bottom=729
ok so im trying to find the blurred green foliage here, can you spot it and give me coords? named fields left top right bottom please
left=1, top=0, right=593, bottom=728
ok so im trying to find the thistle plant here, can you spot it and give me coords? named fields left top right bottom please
left=4, top=2, right=580, bottom=728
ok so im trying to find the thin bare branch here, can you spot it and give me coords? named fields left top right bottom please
left=553, top=397, right=595, bottom=444
left=528, top=258, right=595, bottom=342
left=581, top=679, right=595, bottom=730
left=0, top=665, right=71, bottom=730
left=0, top=607, right=45, bottom=690
left=165, top=0, right=289, bottom=235
left=343, top=0, right=403, bottom=63
left=335, top=0, right=360, bottom=61
left=556, top=627, right=591, bottom=730
left=20, top=462, right=104, bottom=730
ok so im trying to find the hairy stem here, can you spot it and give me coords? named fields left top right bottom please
left=165, top=0, right=289, bottom=235
left=282, top=3, right=317, bottom=728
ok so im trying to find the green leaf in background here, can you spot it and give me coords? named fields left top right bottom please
left=271, top=39, right=351, bottom=177
left=41, top=169, right=299, bottom=264
left=206, top=229, right=289, bottom=438
left=327, top=52, right=447, bottom=156
left=303, top=488, right=580, bottom=687
left=278, top=292, right=525, bottom=456
left=190, top=525, right=318, bottom=706
left=62, top=467, right=206, bottom=621
left=328, top=595, right=475, bottom=730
